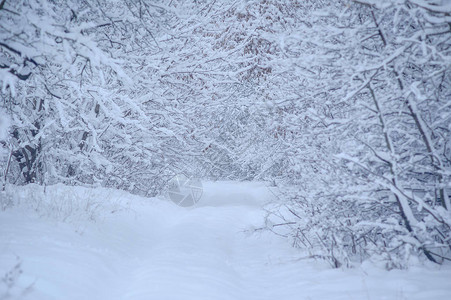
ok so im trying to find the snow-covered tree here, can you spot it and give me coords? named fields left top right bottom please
left=0, top=0, right=203, bottom=194
left=267, top=0, right=451, bottom=268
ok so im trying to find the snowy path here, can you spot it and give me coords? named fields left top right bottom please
left=1, top=181, right=451, bottom=300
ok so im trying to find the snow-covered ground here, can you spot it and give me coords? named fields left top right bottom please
left=1, top=181, right=450, bottom=300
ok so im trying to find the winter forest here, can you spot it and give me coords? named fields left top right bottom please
left=1, top=0, right=451, bottom=299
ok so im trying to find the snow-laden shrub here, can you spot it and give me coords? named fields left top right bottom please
left=267, top=180, right=451, bottom=270
left=1, top=184, right=129, bottom=223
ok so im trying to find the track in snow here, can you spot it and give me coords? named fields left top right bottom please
left=1, top=181, right=450, bottom=300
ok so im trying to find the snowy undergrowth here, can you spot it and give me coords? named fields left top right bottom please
left=1, top=182, right=451, bottom=300
left=1, top=184, right=131, bottom=223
